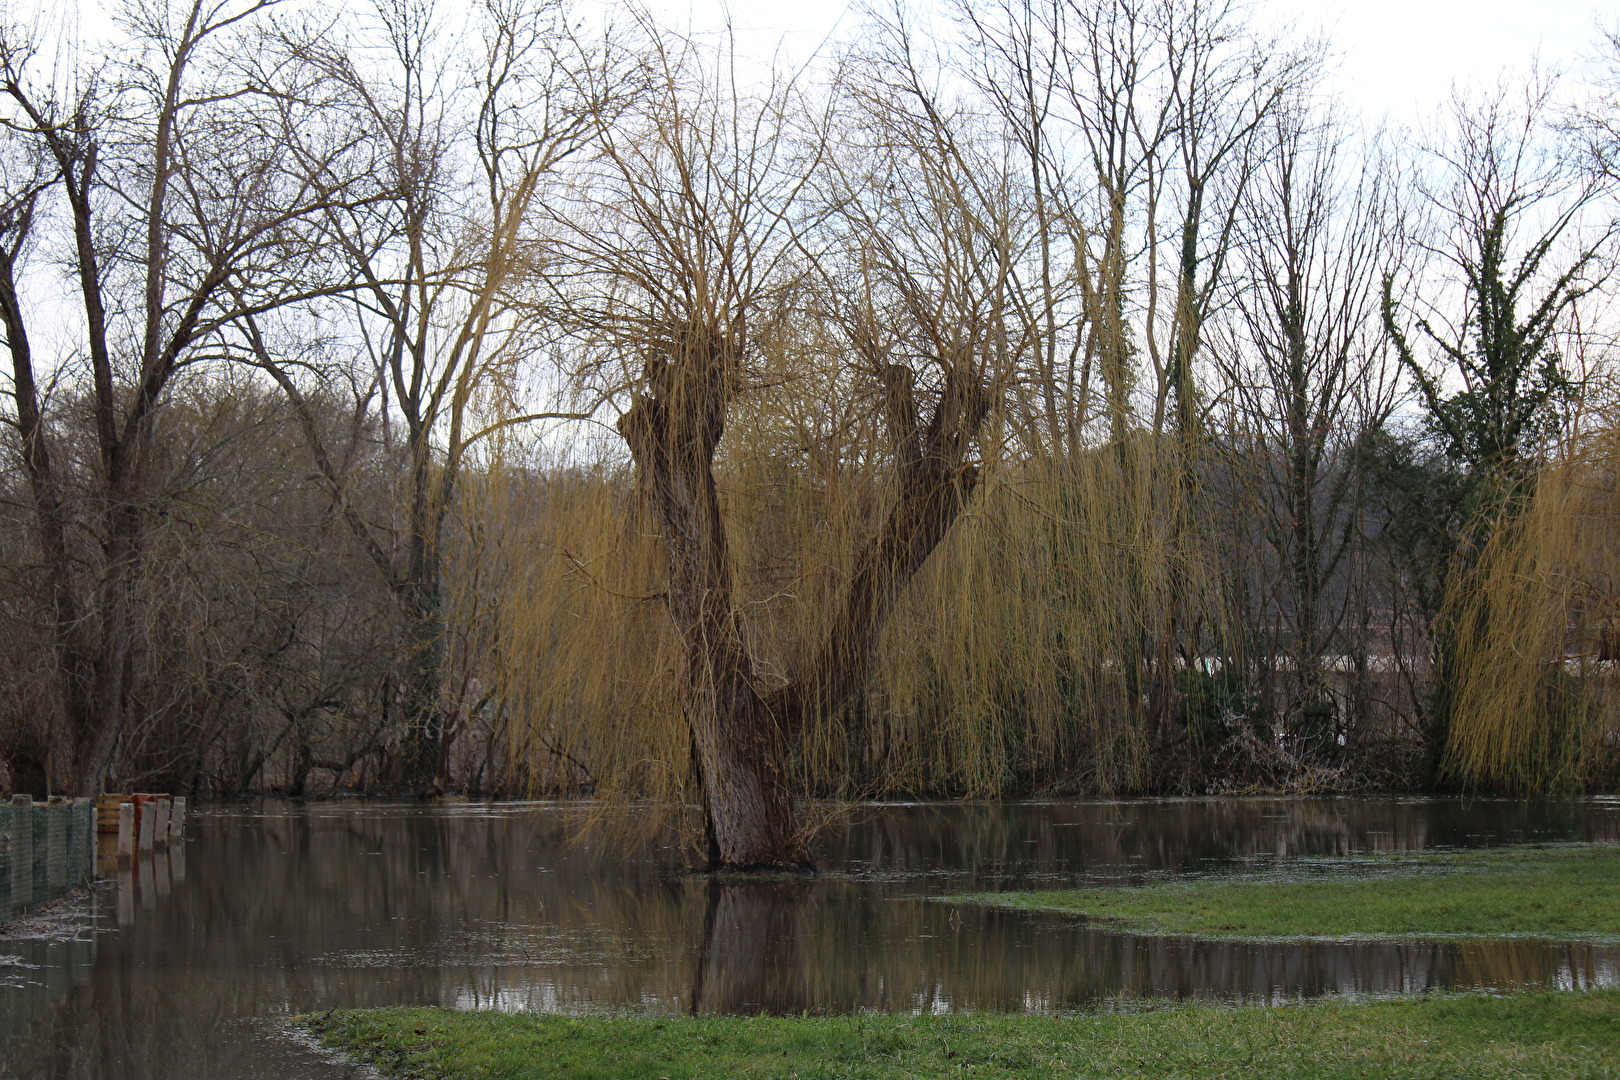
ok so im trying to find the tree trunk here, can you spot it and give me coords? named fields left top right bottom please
left=70, top=510, right=144, bottom=796
left=619, top=361, right=809, bottom=871
left=398, top=591, right=446, bottom=795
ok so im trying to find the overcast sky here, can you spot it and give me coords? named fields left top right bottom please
left=642, top=0, right=1613, bottom=124
left=39, top=0, right=1614, bottom=122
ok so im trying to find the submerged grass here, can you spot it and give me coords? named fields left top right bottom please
left=944, top=842, right=1620, bottom=940
left=307, top=990, right=1620, bottom=1079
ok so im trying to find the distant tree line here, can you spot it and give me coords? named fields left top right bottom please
left=0, top=0, right=1618, bottom=867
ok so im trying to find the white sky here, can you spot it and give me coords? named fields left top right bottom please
left=39, top=0, right=1614, bottom=122
left=1290, top=0, right=1608, bottom=121
left=642, top=0, right=1614, bottom=124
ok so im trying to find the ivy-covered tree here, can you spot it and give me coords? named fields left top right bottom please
left=1383, top=83, right=1611, bottom=482
left=1379, top=81, right=1615, bottom=781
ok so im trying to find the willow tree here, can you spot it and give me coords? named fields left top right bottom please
left=944, top=0, right=1309, bottom=771
left=545, top=23, right=1018, bottom=868
left=1442, top=419, right=1620, bottom=793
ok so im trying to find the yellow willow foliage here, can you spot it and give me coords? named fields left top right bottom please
left=489, top=467, right=686, bottom=803
left=1444, top=423, right=1620, bottom=792
left=489, top=422, right=1221, bottom=811
left=842, top=437, right=1215, bottom=798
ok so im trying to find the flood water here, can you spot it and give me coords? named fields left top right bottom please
left=2, top=796, right=1619, bottom=1078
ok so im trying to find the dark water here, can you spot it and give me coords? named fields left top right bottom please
left=2, top=797, right=1620, bottom=1079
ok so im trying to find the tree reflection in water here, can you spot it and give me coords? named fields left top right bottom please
left=0, top=798, right=1617, bottom=1079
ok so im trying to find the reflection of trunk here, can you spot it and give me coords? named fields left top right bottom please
left=691, top=881, right=808, bottom=1015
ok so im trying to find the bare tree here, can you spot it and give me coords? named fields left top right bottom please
left=0, top=1, right=386, bottom=793
left=952, top=0, right=1086, bottom=457
left=241, top=0, right=639, bottom=792
left=1213, top=102, right=1400, bottom=745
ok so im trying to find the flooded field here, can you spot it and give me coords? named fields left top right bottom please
left=2, top=797, right=1619, bottom=1079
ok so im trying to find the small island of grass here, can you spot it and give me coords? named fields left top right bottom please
left=941, top=843, right=1620, bottom=941
left=305, top=845, right=1620, bottom=1078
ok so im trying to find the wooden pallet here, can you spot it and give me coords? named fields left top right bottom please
left=96, top=793, right=130, bottom=833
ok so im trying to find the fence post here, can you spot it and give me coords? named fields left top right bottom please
left=117, top=802, right=134, bottom=861
left=116, top=859, right=133, bottom=926
left=137, top=800, right=154, bottom=852
left=73, top=798, right=93, bottom=886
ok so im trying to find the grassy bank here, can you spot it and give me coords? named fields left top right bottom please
left=307, top=990, right=1620, bottom=1079
left=944, top=843, right=1620, bottom=940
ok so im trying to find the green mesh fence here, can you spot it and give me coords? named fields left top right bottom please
left=0, top=798, right=97, bottom=922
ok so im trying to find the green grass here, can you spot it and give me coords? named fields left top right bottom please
left=943, top=843, right=1620, bottom=941
left=306, top=991, right=1620, bottom=1079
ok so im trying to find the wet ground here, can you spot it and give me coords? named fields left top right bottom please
left=2, top=796, right=1619, bottom=1079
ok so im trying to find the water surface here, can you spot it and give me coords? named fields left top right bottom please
left=3, top=797, right=1619, bottom=1079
